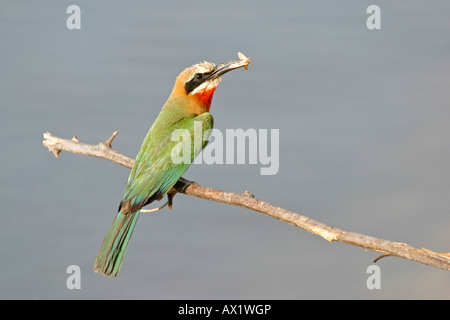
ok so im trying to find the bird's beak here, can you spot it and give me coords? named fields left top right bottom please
left=208, top=52, right=251, bottom=80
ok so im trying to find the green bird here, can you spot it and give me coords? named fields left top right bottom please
left=94, top=53, right=250, bottom=277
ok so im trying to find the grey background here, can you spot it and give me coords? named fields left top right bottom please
left=1, top=1, right=449, bottom=299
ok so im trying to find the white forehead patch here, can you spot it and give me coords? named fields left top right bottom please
left=193, top=61, right=216, bottom=74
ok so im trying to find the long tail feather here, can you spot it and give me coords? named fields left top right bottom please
left=93, top=210, right=140, bottom=277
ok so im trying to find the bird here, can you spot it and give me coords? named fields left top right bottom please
left=93, top=52, right=250, bottom=277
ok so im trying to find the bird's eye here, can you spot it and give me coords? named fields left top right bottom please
left=195, top=73, right=203, bottom=80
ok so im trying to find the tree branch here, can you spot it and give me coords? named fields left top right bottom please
left=42, top=131, right=450, bottom=271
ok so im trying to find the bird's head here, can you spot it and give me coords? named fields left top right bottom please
left=170, top=52, right=250, bottom=114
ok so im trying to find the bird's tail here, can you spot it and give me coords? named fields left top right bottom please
left=93, top=210, right=140, bottom=277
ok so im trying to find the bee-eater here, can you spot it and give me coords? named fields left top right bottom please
left=94, top=53, right=250, bottom=277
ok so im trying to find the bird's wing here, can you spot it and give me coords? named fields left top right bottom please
left=120, top=112, right=213, bottom=213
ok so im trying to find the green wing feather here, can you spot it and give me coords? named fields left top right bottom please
left=94, top=111, right=213, bottom=277
left=121, top=112, right=214, bottom=212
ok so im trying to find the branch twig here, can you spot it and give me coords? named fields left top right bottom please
left=42, top=131, right=450, bottom=271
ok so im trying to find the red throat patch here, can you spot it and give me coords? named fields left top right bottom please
left=193, top=87, right=216, bottom=111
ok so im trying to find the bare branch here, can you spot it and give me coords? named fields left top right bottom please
left=43, top=131, right=133, bottom=168
left=101, top=131, right=119, bottom=148
left=42, top=131, right=450, bottom=271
